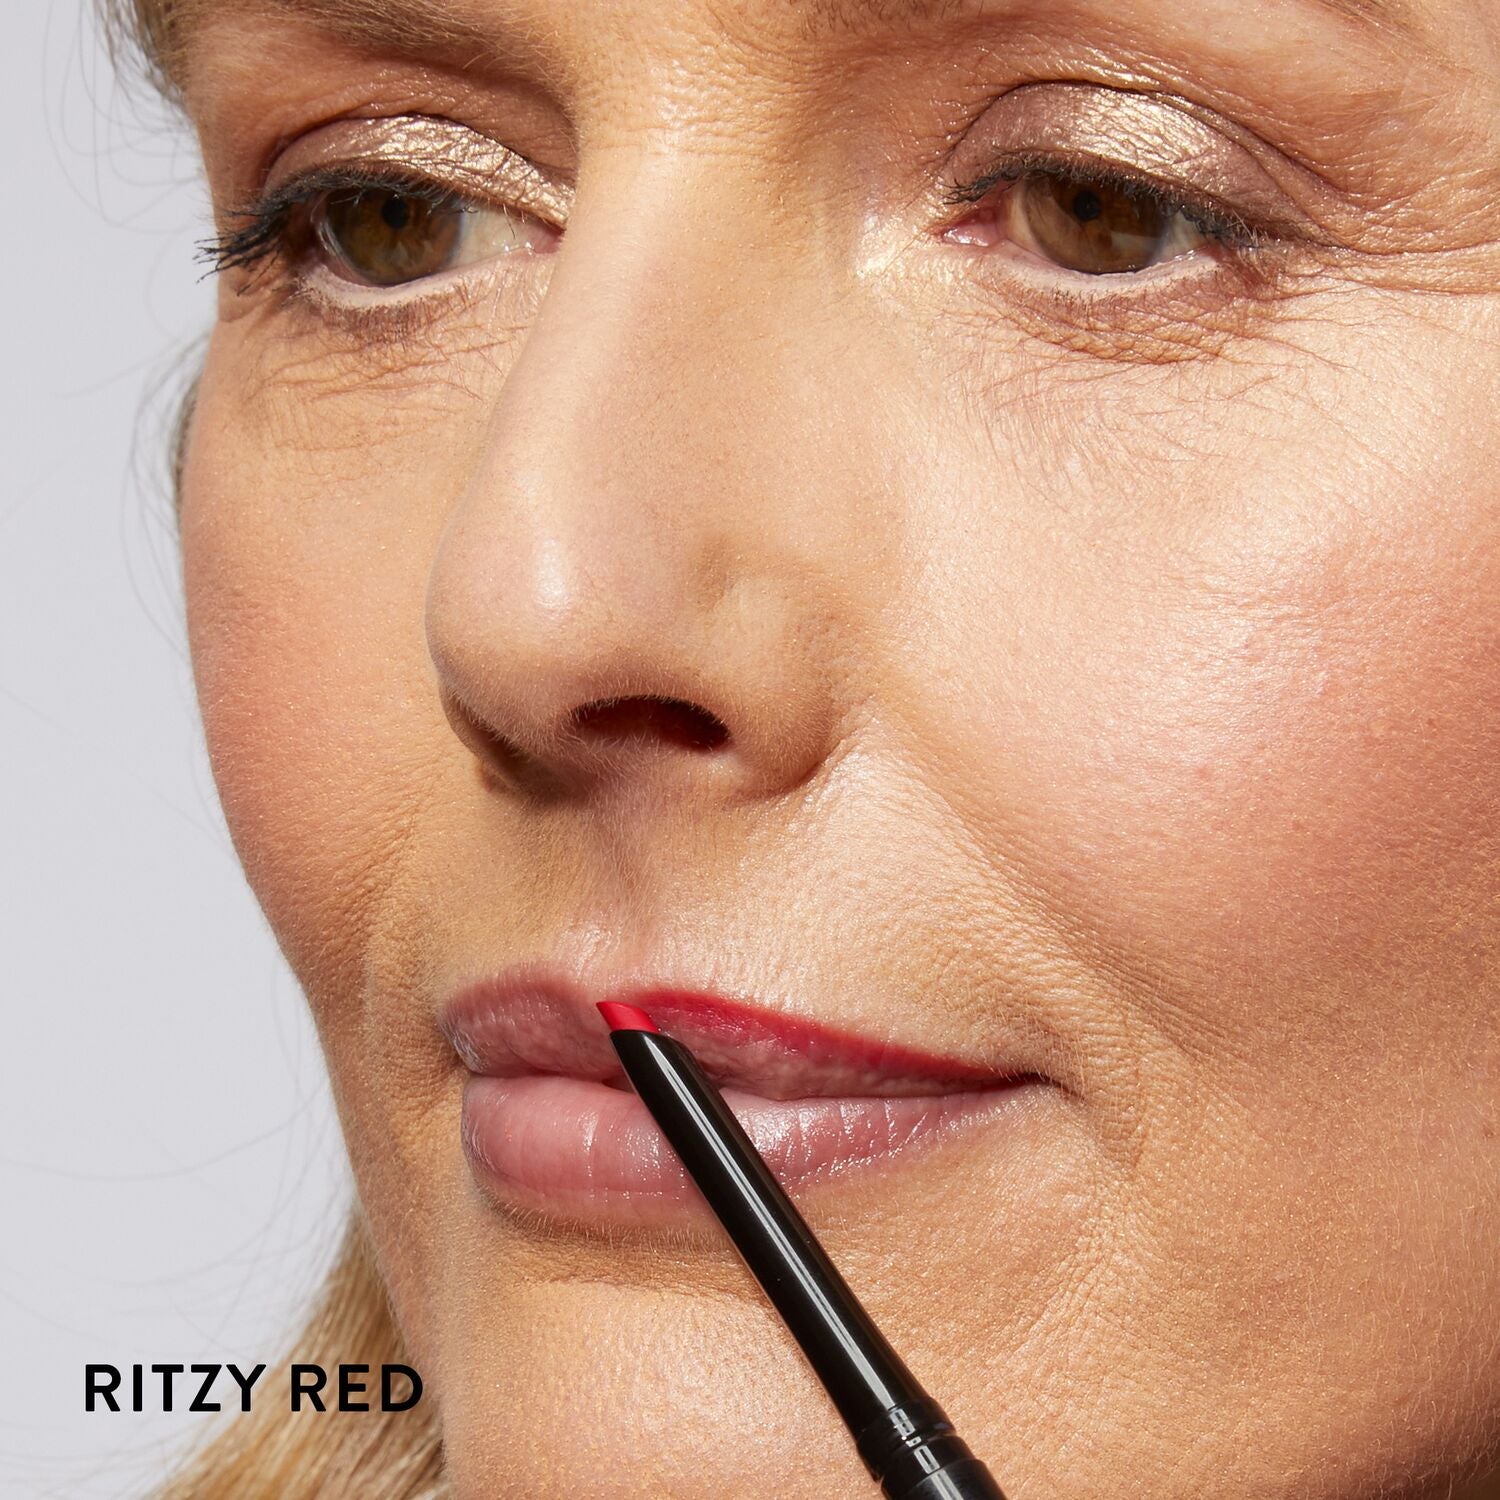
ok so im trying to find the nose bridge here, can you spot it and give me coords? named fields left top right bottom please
left=424, top=152, right=853, bottom=801
left=503, top=149, right=811, bottom=529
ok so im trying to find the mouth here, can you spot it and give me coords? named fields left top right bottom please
left=441, top=970, right=1048, bottom=1225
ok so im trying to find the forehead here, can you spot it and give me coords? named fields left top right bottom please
left=161, top=0, right=1444, bottom=68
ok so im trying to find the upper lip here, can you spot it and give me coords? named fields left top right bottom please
left=439, top=967, right=1032, bottom=1099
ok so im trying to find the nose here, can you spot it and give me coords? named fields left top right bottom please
left=424, top=166, right=847, bottom=805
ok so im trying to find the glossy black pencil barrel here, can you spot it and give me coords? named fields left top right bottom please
left=606, top=1022, right=1008, bottom=1500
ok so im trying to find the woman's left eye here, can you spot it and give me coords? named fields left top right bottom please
left=946, top=168, right=1231, bottom=276
left=312, top=184, right=551, bottom=287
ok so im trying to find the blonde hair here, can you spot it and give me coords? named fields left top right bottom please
left=154, top=1215, right=446, bottom=1497
left=103, top=3, right=448, bottom=1492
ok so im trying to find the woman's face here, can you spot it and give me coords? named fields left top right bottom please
left=176, top=0, right=1500, bottom=1494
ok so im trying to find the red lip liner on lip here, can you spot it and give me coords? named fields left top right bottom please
left=597, top=1001, right=1008, bottom=1500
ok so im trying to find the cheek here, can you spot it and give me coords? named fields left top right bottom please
left=1050, top=548, right=1498, bottom=997
left=177, top=351, right=456, bottom=1002
left=177, top=347, right=488, bottom=1362
left=928, top=383, right=1500, bottom=1092
left=893, top=362, right=1500, bottom=1452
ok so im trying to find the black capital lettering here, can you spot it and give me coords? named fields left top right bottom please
left=290, top=1364, right=327, bottom=1412
left=339, top=1364, right=370, bottom=1412
left=188, top=1365, right=221, bottom=1412
left=85, top=1365, right=120, bottom=1413
left=152, top=1365, right=185, bottom=1413
left=381, top=1365, right=422, bottom=1412
left=226, top=1362, right=266, bottom=1412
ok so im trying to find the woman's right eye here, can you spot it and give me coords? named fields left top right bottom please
left=312, top=183, right=555, bottom=288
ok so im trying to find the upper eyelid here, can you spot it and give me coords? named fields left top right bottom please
left=244, top=100, right=1288, bottom=246
left=944, top=83, right=1322, bottom=242
left=255, top=163, right=508, bottom=223
left=258, top=115, right=573, bottom=226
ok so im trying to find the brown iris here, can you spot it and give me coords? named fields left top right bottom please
left=1017, top=174, right=1180, bottom=275
left=317, top=187, right=465, bottom=286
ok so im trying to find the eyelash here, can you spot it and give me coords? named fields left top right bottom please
left=943, top=149, right=1269, bottom=256
left=198, top=164, right=475, bottom=284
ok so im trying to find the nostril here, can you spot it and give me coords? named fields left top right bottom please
left=569, top=695, right=730, bottom=751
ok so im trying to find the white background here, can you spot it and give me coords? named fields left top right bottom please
left=1, top=4, right=350, bottom=1495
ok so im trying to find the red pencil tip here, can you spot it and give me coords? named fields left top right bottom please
left=597, top=1001, right=660, bottom=1034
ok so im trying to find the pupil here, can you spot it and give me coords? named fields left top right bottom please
left=1070, top=189, right=1102, bottom=223
left=380, top=194, right=412, bottom=232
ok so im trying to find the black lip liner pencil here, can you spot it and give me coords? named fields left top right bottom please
left=598, top=1002, right=1009, bottom=1500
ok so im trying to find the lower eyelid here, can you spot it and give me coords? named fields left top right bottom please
left=280, top=232, right=559, bottom=348
left=297, top=249, right=507, bottom=310
left=938, top=213, right=1273, bottom=329
left=302, top=258, right=449, bottom=305
left=943, top=198, right=1222, bottom=282
left=935, top=224, right=1306, bottom=365
left=965, top=234, right=1228, bottom=285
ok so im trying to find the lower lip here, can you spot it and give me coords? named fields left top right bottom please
left=460, top=1073, right=1038, bottom=1225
